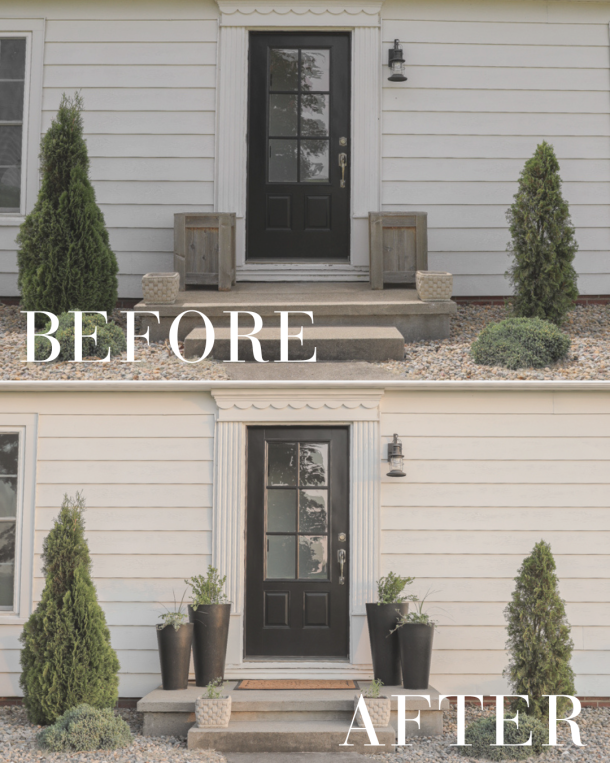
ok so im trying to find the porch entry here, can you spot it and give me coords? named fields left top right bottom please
left=245, top=427, right=349, bottom=658
left=246, top=33, right=351, bottom=261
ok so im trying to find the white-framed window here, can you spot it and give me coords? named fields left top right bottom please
left=0, top=20, right=43, bottom=223
left=0, top=415, right=37, bottom=622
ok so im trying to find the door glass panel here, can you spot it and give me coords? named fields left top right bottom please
left=267, top=535, right=296, bottom=579
left=269, top=94, right=298, bottom=137
left=299, top=443, right=328, bottom=486
left=270, top=48, right=299, bottom=91
left=268, top=490, right=297, bottom=532
left=269, top=139, right=298, bottom=183
left=300, top=141, right=328, bottom=183
left=301, top=50, right=330, bottom=92
left=0, top=479, right=17, bottom=518
left=0, top=38, right=26, bottom=79
left=268, top=441, right=297, bottom=486
left=0, top=563, right=14, bottom=608
left=0, top=434, right=19, bottom=475
left=0, top=126, right=22, bottom=168
left=0, top=82, right=24, bottom=122
left=299, top=489, right=328, bottom=533
left=299, top=536, right=328, bottom=579
left=300, top=94, right=329, bottom=137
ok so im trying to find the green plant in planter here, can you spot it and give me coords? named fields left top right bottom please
left=158, top=590, right=188, bottom=631
left=362, top=678, right=384, bottom=699
left=458, top=713, right=547, bottom=761
left=376, top=572, right=415, bottom=604
left=392, top=590, right=439, bottom=630
left=204, top=678, right=225, bottom=699
left=186, top=565, right=228, bottom=609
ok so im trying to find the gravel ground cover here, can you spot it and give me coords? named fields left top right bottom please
left=379, top=304, right=610, bottom=380
left=0, top=706, right=226, bottom=763
left=369, top=706, right=609, bottom=763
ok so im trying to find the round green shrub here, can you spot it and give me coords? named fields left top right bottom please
left=37, top=704, right=133, bottom=752
left=458, top=713, right=548, bottom=761
left=34, top=311, right=126, bottom=362
left=471, top=318, right=570, bottom=370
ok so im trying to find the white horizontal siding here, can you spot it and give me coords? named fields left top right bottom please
left=380, top=388, right=610, bottom=696
left=381, top=0, right=610, bottom=296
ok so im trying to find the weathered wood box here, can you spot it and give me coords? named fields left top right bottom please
left=369, top=212, right=428, bottom=290
left=174, top=213, right=236, bottom=292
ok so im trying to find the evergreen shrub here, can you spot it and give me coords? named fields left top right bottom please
left=506, top=141, right=578, bottom=325
left=17, top=93, right=118, bottom=317
left=37, top=705, right=132, bottom=752
left=19, top=493, right=120, bottom=725
left=458, top=714, right=547, bottom=761
left=34, top=311, right=126, bottom=361
left=504, top=540, right=576, bottom=719
left=471, top=318, right=570, bottom=370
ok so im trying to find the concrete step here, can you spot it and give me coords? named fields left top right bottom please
left=187, top=720, right=396, bottom=753
left=184, top=325, right=406, bottom=362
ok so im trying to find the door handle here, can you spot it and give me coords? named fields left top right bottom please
left=338, top=153, right=347, bottom=188
left=337, top=549, right=346, bottom=585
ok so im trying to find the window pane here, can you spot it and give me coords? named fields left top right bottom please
left=299, top=443, right=328, bottom=486
left=0, top=434, right=19, bottom=475
left=0, top=82, right=25, bottom=121
left=0, top=168, right=20, bottom=210
left=0, top=563, right=14, bottom=608
left=0, top=125, right=22, bottom=167
left=269, top=139, right=298, bottom=183
left=0, top=38, right=26, bottom=79
left=267, top=535, right=296, bottom=579
left=269, top=94, right=297, bottom=137
left=270, top=48, right=298, bottom=91
left=268, top=442, right=297, bottom=486
left=267, top=489, right=297, bottom=532
left=299, top=536, right=328, bottom=579
left=0, top=478, right=17, bottom=518
left=301, top=94, right=329, bottom=137
left=300, top=140, right=328, bottom=183
left=301, top=50, right=329, bottom=92
left=299, top=489, right=328, bottom=533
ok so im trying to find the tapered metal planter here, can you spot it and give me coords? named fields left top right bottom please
left=365, top=603, right=410, bottom=685
left=188, top=603, right=231, bottom=687
left=398, top=623, right=434, bottom=690
left=156, top=622, right=193, bottom=691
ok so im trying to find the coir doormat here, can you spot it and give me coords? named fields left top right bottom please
left=235, top=679, right=357, bottom=690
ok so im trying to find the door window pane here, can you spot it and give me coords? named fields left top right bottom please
left=270, top=48, right=298, bottom=91
left=301, top=50, right=330, bottom=92
left=267, top=535, right=296, bottom=579
left=300, top=94, right=329, bottom=137
left=0, top=433, right=19, bottom=475
left=269, top=94, right=298, bottom=137
left=0, top=39, right=26, bottom=213
left=298, top=536, right=328, bottom=579
left=299, top=443, right=328, bottom=486
left=268, top=490, right=297, bottom=532
left=0, top=563, right=14, bottom=608
left=268, top=441, right=297, bottom=486
left=0, top=82, right=24, bottom=122
left=0, top=38, right=26, bottom=79
left=0, top=478, right=17, bottom=518
left=300, top=141, right=329, bottom=183
left=299, top=489, right=327, bottom=533
left=269, top=139, right=298, bottom=183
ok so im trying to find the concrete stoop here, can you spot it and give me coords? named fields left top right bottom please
left=137, top=683, right=447, bottom=753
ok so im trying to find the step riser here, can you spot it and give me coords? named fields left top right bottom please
left=231, top=710, right=353, bottom=721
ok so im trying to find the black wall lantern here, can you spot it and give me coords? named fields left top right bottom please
left=388, top=39, right=407, bottom=82
left=387, top=434, right=406, bottom=477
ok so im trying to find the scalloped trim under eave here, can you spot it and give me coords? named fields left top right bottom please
left=215, top=400, right=380, bottom=409
left=219, top=6, right=382, bottom=14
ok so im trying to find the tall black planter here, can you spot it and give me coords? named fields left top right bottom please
left=366, top=602, right=410, bottom=685
left=188, top=603, right=231, bottom=687
left=156, top=622, right=193, bottom=691
left=398, top=623, right=434, bottom=690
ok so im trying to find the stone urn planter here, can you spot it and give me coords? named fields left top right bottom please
left=142, top=272, right=180, bottom=304
left=156, top=622, right=193, bottom=691
left=195, top=695, right=232, bottom=728
left=415, top=270, right=453, bottom=302
left=354, top=695, right=391, bottom=728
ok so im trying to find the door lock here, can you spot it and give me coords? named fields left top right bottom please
left=338, top=153, right=347, bottom=188
left=337, top=548, right=346, bottom=585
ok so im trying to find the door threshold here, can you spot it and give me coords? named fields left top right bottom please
left=244, top=260, right=350, bottom=265
left=244, top=656, right=350, bottom=663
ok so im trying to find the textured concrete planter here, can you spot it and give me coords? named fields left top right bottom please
left=142, top=272, right=180, bottom=304
left=195, top=695, right=232, bottom=728
left=416, top=271, right=453, bottom=302
left=354, top=695, right=391, bottom=728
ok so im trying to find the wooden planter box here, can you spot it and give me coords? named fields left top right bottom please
left=174, top=213, right=236, bottom=292
left=369, top=212, right=428, bottom=290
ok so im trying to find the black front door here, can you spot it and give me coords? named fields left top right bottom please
left=247, top=33, right=351, bottom=261
left=245, top=427, right=349, bottom=657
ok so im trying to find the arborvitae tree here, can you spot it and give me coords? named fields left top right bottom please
left=503, top=540, right=576, bottom=719
left=17, top=93, right=118, bottom=316
left=505, top=141, right=578, bottom=325
left=20, top=493, right=120, bottom=725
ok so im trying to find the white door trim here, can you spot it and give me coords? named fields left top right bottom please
left=214, top=0, right=382, bottom=279
left=211, top=388, right=382, bottom=672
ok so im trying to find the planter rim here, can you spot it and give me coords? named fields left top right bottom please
left=198, top=695, right=230, bottom=700
left=365, top=601, right=409, bottom=606
left=189, top=602, right=232, bottom=609
left=156, top=622, right=193, bottom=631
left=356, top=695, right=390, bottom=700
